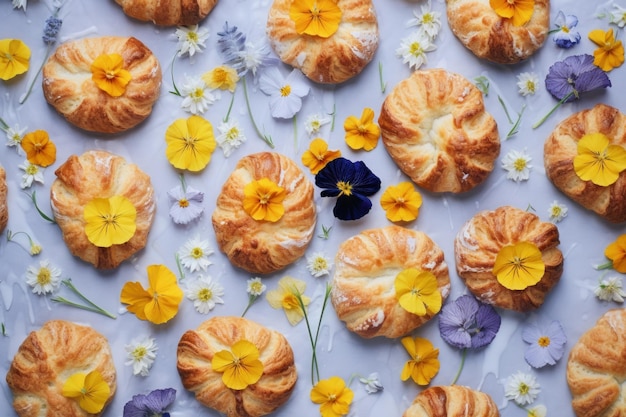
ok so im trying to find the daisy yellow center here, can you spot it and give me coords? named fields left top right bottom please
left=187, top=32, right=198, bottom=42
left=250, top=282, right=263, bottom=293
left=280, top=85, right=292, bottom=97
left=336, top=181, right=352, bottom=196
left=313, top=257, right=328, bottom=270
left=537, top=336, right=551, bottom=347
left=423, top=13, right=434, bottom=24
left=518, top=382, right=529, bottom=395
left=198, top=288, right=213, bottom=302
left=311, top=120, right=321, bottom=130
left=226, top=127, right=240, bottom=140
left=191, top=88, right=204, bottom=100
left=191, top=247, right=204, bottom=259
left=25, top=164, right=39, bottom=175
left=551, top=206, right=562, bottom=216
left=514, top=158, right=527, bottom=171
left=525, top=80, right=536, bottom=92
left=410, top=42, right=424, bottom=56
left=132, top=346, right=147, bottom=361
left=37, top=268, right=51, bottom=285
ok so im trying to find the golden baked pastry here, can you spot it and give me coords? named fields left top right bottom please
left=115, top=0, right=218, bottom=25
left=403, top=385, right=500, bottom=417
left=6, top=320, right=116, bottom=417
left=0, top=165, right=7, bottom=234
left=379, top=68, right=500, bottom=193
left=50, top=150, right=156, bottom=269
left=177, top=316, right=297, bottom=417
left=332, top=226, right=450, bottom=339
left=454, top=206, right=563, bottom=311
left=266, top=0, right=379, bottom=84
left=446, top=0, right=550, bottom=64
left=544, top=104, right=626, bottom=223
left=42, top=36, right=161, bottom=134
left=567, top=309, right=626, bottom=417
left=212, top=152, right=316, bottom=274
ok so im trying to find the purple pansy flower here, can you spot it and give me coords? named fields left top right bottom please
left=123, top=388, right=176, bottom=417
left=168, top=184, right=204, bottom=225
left=438, top=294, right=501, bottom=349
left=545, top=54, right=611, bottom=102
left=552, top=11, right=581, bottom=49
left=522, top=319, right=567, bottom=368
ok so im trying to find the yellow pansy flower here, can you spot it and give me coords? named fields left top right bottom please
left=310, top=376, right=354, bottom=417
left=266, top=276, right=310, bottom=325
left=90, top=53, right=131, bottom=97
left=211, top=339, right=264, bottom=390
left=493, top=241, right=545, bottom=290
left=301, top=138, right=341, bottom=174
left=605, top=234, right=626, bottom=273
left=21, top=130, right=56, bottom=167
left=380, top=182, right=422, bottom=222
left=61, top=370, right=110, bottom=414
left=202, top=65, right=239, bottom=92
left=165, top=115, right=216, bottom=172
left=573, top=132, right=626, bottom=187
left=242, top=177, right=287, bottom=222
left=489, top=0, right=535, bottom=27
left=0, top=38, right=30, bottom=81
left=395, top=268, right=442, bottom=316
left=289, top=0, right=342, bottom=38
left=589, top=28, right=625, bottom=71
left=84, top=195, right=137, bottom=248
left=400, top=336, right=440, bottom=385
left=344, top=108, right=380, bottom=151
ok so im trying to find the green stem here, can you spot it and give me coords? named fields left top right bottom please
left=378, top=61, right=387, bottom=94
left=52, top=279, right=116, bottom=319
left=498, top=95, right=514, bottom=124
left=295, top=289, right=319, bottom=385
left=175, top=253, right=186, bottom=280
left=241, top=294, right=258, bottom=318
left=329, top=103, right=336, bottom=132
left=532, top=92, right=574, bottom=129
left=223, top=92, right=236, bottom=123
left=243, top=77, right=274, bottom=148
left=596, top=260, right=614, bottom=270
left=169, top=52, right=181, bottom=97
left=27, top=190, right=56, bottom=223
left=506, top=104, right=526, bottom=139
left=0, top=117, right=9, bottom=131
left=19, top=44, right=53, bottom=105
left=450, top=348, right=467, bottom=385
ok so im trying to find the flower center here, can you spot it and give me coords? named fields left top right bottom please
left=25, top=164, right=39, bottom=175
left=507, top=0, right=515, bottom=4
left=178, top=198, right=189, bottom=208
left=409, top=42, right=424, bottom=57
left=518, top=382, right=529, bottom=395
left=187, top=32, right=198, bottom=42
left=313, top=257, right=328, bottom=271
left=537, top=336, right=551, bottom=347
left=328, top=393, right=337, bottom=401
left=423, top=13, right=434, bottom=24
left=198, top=288, right=213, bottom=302
left=336, top=181, right=352, bottom=196
left=250, top=282, right=263, bottom=293
left=226, top=127, right=240, bottom=141
left=562, top=26, right=570, bottom=33
left=280, top=85, right=292, bottom=97
left=513, top=158, right=527, bottom=172
left=192, top=87, right=205, bottom=100
left=132, top=346, right=147, bottom=360
left=525, top=80, right=536, bottom=92
left=105, top=70, right=116, bottom=80
left=37, top=267, right=51, bottom=285
left=191, top=247, right=204, bottom=259
left=283, top=293, right=300, bottom=310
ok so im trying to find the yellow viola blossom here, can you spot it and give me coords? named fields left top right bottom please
left=20, top=130, right=56, bottom=167
left=0, top=38, right=30, bottom=80
left=493, top=241, right=545, bottom=290
left=589, top=28, right=624, bottom=71
left=310, top=376, right=354, bottom=417
left=266, top=276, right=310, bottom=325
left=289, top=0, right=342, bottom=38
left=120, top=264, right=184, bottom=324
left=380, top=182, right=423, bottom=222
left=84, top=195, right=137, bottom=248
left=344, top=107, right=380, bottom=151
left=90, top=53, right=131, bottom=97
left=202, top=65, right=239, bottom=92
left=605, top=234, right=626, bottom=273
left=212, top=339, right=264, bottom=390
left=165, top=115, right=217, bottom=172
left=395, top=268, right=442, bottom=316
left=489, top=0, right=535, bottom=27
left=61, top=370, right=110, bottom=414
left=400, top=336, right=440, bottom=386
left=243, top=177, right=287, bottom=222
left=301, top=138, right=342, bottom=174
left=573, top=133, right=626, bottom=186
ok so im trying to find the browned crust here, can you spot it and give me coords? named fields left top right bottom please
left=114, top=0, right=218, bottom=25
left=403, top=385, right=500, bottom=417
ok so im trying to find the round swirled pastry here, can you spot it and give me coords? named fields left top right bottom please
left=403, top=385, right=500, bottom=417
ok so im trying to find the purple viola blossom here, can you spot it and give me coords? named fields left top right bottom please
left=168, top=184, right=204, bottom=224
left=439, top=295, right=501, bottom=349
left=315, top=157, right=381, bottom=221
left=123, top=388, right=176, bottom=417
left=552, top=11, right=580, bottom=49
left=522, top=319, right=567, bottom=368
left=545, top=54, right=611, bottom=102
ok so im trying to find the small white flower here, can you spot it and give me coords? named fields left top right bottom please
left=502, top=149, right=532, bottom=182
left=609, top=4, right=626, bottom=28
left=304, top=113, right=332, bottom=136
left=5, top=124, right=26, bottom=152
left=259, top=67, right=310, bottom=119
left=25, top=259, right=62, bottom=295
left=595, top=276, right=626, bottom=303
left=175, top=25, right=210, bottom=57
left=185, top=275, right=225, bottom=314
left=239, top=39, right=274, bottom=77
left=247, top=277, right=266, bottom=297
left=517, top=72, right=540, bottom=96
left=527, top=405, right=547, bottom=417
left=406, top=0, right=442, bottom=40
left=12, top=0, right=27, bottom=10
left=504, top=371, right=540, bottom=406
left=216, top=119, right=246, bottom=157
left=306, top=252, right=332, bottom=278
left=396, top=31, right=436, bottom=70
left=125, top=336, right=158, bottom=376
left=179, top=76, right=216, bottom=115
left=18, top=160, right=44, bottom=189
left=359, top=372, right=384, bottom=394
left=178, top=237, right=213, bottom=273
left=547, top=200, right=568, bottom=223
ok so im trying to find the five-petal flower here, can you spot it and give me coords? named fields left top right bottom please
left=394, top=268, right=442, bottom=316
left=165, top=116, right=216, bottom=172
left=400, top=336, right=440, bottom=385
left=84, top=195, right=137, bottom=248
left=493, top=241, right=545, bottom=290
left=0, top=38, right=30, bottom=80
left=62, top=370, right=110, bottom=414
left=211, top=339, right=264, bottom=390
left=310, top=376, right=354, bottom=417
left=573, top=132, right=626, bottom=186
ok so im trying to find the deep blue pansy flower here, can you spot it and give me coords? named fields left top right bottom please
left=552, top=11, right=581, bottom=49
left=123, top=388, right=176, bottom=417
left=315, top=157, right=381, bottom=221
left=438, top=294, right=501, bottom=349
left=521, top=319, right=567, bottom=368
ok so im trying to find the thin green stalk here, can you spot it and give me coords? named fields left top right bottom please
left=243, top=77, right=274, bottom=148
left=169, top=52, right=181, bottom=96
left=0, top=117, right=9, bottom=131
left=241, top=294, right=259, bottom=318
left=20, top=43, right=53, bottom=105
left=27, top=190, right=56, bottom=223
left=329, top=103, right=336, bottom=132
left=596, top=260, right=614, bottom=270
left=175, top=253, right=186, bottom=280
left=498, top=95, right=514, bottom=124
left=532, top=92, right=574, bottom=129
left=223, top=92, right=236, bottom=122
left=506, top=104, right=526, bottom=139
left=52, top=279, right=116, bottom=319
left=296, top=290, right=319, bottom=385
left=378, top=61, right=387, bottom=93
left=450, top=348, right=467, bottom=385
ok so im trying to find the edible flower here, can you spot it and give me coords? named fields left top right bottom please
left=0, top=38, right=30, bottom=80
left=25, top=259, right=61, bottom=295
left=177, top=236, right=213, bottom=273
left=527, top=405, right=547, bottom=417
left=396, top=31, right=436, bottom=70
left=91, top=53, right=131, bottom=97
left=175, top=25, right=209, bottom=57
left=395, top=268, right=441, bottom=316
left=259, top=67, right=310, bottom=119
left=184, top=275, right=225, bottom=314
left=301, top=138, right=342, bottom=174
left=243, top=178, right=287, bottom=222
left=344, top=108, right=380, bottom=151
left=306, top=252, right=332, bottom=277
left=217, top=22, right=278, bottom=78
left=120, top=264, right=184, bottom=324
left=407, top=0, right=442, bottom=40
left=504, top=371, right=540, bottom=406
left=603, top=234, right=626, bottom=273
left=609, top=4, right=626, bottom=28
left=125, top=336, right=158, bottom=377
left=21, top=130, right=56, bottom=167
left=266, top=276, right=310, bottom=325
left=18, top=160, right=44, bottom=189
left=551, top=11, right=581, bottom=49
left=84, top=195, right=137, bottom=247
left=493, top=241, right=545, bottom=290
left=216, top=119, right=246, bottom=157
left=573, top=133, right=626, bottom=187
left=359, top=373, right=384, bottom=394
left=289, top=0, right=342, bottom=38
left=179, top=75, right=215, bottom=115
left=242, top=277, right=266, bottom=317
left=168, top=184, right=204, bottom=225
left=595, top=276, right=626, bottom=302
left=547, top=200, right=568, bottom=223
left=439, top=294, right=501, bottom=349
left=501, top=148, right=532, bottom=182
left=489, top=0, right=535, bottom=27
left=521, top=319, right=567, bottom=368
left=202, top=65, right=239, bottom=92
left=7, top=229, right=41, bottom=255
left=380, top=182, right=422, bottom=222
left=516, top=72, right=539, bottom=96
left=589, top=28, right=624, bottom=71
left=62, top=370, right=110, bottom=414
left=211, top=339, right=264, bottom=390
left=310, top=376, right=354, bottom=417
left=165, top=115, right=216, bottom=172
left=12, top=0, right=27, bottom=10
left=315, top=157, right=381, bottom=221
left=400, top=336, right=440, bottom=385
left=123, top=388, right=176, bottom=417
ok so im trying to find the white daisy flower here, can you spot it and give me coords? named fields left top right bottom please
left=527, top=405, right=547, bottom=417
left=179, top=76, right=216, bottom=115
left=246, top=277, right=266, bottom=297
left=504, top=371, right=540, bottom=406
left=547, top=200, right=568, bottom=223
left=359, top=372, right=384, bottom=394
left=502, top=149, right=532, bottom=182
left=396, top=31, right=436, bottom=70
left=18, top=160, right=44, bottom=189
left=595, top=276, right=626, bottom=303
left=125, top=336, right=158, bottom=376
left=5, top=124, right=26, bottom=152
left=185, top=275, right=225, bottom=314
left=406, top=0, right=442, bottom=40
left=517, top=72, right=540, bottom=96
left=25, top=259, right=62, bottom=295
left=304, top=113, right=332, bottom=136
left=609, top=4, right=626, bottom=28
left=12, top=0, right=27, bottom=10
left=306, top=252, right=332, bottom=278
left=216, top=119, right=246, bottom=157
left=178, top=237, right=213, bottom=273
left=259, top=67, right=310, bottom=119
left=175, top=24, right=210, bottom=57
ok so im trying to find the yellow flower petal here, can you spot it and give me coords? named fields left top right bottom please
left=242, top=178, right=287, bottom=222
left=400, top=337, right=439, bottom=385
left=91, top=53, right=131, bottom=97
left=202, top=65, right=239, bottom=92
left=589, top=29, right=625, bottom=71
left=0, top=38, right=31, bottom=81
left=605, top=235, right=626, bottom=273
left=165, top=116, right=216, bottom=172
left=493, top=241, right=545, bottom=290
left=266, top=276, right=309, bottom=325
left=489, top=0, right=535, bottom=26
left=62, top=373, right=87, bottom=398
left=62, top=371, right=109, bottom=414
left=289, top=0, right=342, bottom=38
left=395, top=268, right=441, bottom=316
left=212, top=339, right=264, bottom=390
left=310, top=376, right=354, bottom=417
left=120, top=281, right=151, bottom=321
left=380, top=182, right=422, bottom=222
left=302, top=138, right=342, bottom=174
left=573, top=133, right=626, bottom=186
left=84, top=195, right=137, bottom=247
left=20, top=130, right=56, bottom=167
left=344, top=108, right=380, bottom=151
